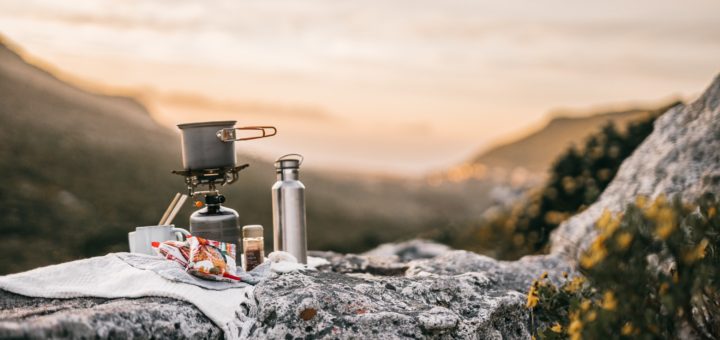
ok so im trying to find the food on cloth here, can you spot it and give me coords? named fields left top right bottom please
left=187, top=236, right=239, bottom=281
left=152, top=236, right=240, bottom=282
left=152, top=240, right=190, bottom=267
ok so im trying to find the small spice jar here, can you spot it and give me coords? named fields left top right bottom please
left=241, top=225, right=265, bottom=271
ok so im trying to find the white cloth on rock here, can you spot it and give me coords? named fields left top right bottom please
left=0, top=252, right=327, bottom=339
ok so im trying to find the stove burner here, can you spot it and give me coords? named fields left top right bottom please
left=172, top=164, right=249, bottom=194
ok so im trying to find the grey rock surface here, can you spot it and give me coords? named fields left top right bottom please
left=1, top=74, right=718, bottom=339
left=0, top=290, right=222, bottom=339
left=362, top=239, right=452, bottom=261
left=241, top=249, right=568, bottom=339
left=550, top=74, right=720, bottom=260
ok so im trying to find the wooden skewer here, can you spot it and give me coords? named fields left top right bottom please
left=159, top=193, right=181, bottom=225
left=165, top=194, right=188, bottom=226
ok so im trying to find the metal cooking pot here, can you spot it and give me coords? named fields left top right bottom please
left=177, top=121, right=276, bottom=170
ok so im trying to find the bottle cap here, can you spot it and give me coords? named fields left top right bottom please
left=242, top=224, right=264, bottom=238
left=275, top=154, right=303, bottom=170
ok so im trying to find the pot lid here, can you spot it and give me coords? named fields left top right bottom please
left=177, top=120, right=237, bottom=129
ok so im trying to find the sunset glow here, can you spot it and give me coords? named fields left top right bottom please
left=1, top=0, right=718, bottom=174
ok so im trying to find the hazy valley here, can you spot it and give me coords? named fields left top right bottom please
left=0, top=38, right=674, bottom=274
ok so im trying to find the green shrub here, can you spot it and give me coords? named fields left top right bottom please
left=527, top=193, right=720, bottom=339
left=455, top=102, right=682, bottom=260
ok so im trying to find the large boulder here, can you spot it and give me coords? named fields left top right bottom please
left=1, top=74, right=718, bottom=339
left=550, top=74, right=720, bottom=259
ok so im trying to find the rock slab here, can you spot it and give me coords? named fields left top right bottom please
left=0, top=291, right=222, bottom=339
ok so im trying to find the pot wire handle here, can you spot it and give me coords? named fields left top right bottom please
left=217, top=126, right=277, bottom=141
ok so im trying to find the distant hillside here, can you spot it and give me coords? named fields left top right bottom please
left=471, top=109, right=674, bottom=173
left=0, top=38, right=183, bottom=273
left=0, top=39, right=477, bottom=274
left=431, top=103, right=681, bottom=187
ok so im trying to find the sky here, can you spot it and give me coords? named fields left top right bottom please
left=1, top=0, right=719, bottom=175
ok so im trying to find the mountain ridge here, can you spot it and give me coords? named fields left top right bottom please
left=429, top=101, right=681, bottom=187
left=471, top=104, right=681, bottom=173
left=0, top=39, right=157, bottom=130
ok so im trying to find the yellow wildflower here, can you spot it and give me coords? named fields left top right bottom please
left=565, top=276, right=586, bottom=293
left=586, top=311, right=597, bottom=322
left=596, top=210, right=612, bottom=231
left=540, top=271, right=548, bottom=279
left=579, top=256, right=593, bottom=269
left=709, top=207, right=717, bottom=218
left=526, top=294, right=538, bottom=309
left=590, top=235, right=607, bottom=252
left=644, top=194, right=667, bottom=219
left=656, top=222, right=675, bottom=239
left=655, top=208, right=676, bottom=239
left=579, top=233, right=611, bottom=269
left=657, top=205, right=674, bottom=221
left=580, top=246, right=607, bottom=269
left=526, top=286, right=539, bottom=309
left=602, top=291, right=617, bottom=311
left=580, top=299, right=592, bottom=311
left=616, top=232, right=633, bottom=250
left=604, top=217, right=621, bottom=236
left=550, top=322, right=562, bottom=333
left=635, top=195, right=647, bottom=208
left=568, top=319, right=583, bottom=338
left=682, top=238, right=709, bottom=264
left=645, top=205, right=657, bottom=219
left=621, top=322, right=634, bottom=335
left=655, top=194, right=667, bottom=205
left=569, top=310, right=579, bottom=319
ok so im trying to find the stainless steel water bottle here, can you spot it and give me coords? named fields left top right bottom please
left=272, top=154, right=308, bottom=264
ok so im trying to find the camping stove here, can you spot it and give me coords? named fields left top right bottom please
left=171, top=165, right=249, bottom=258
left=171, top=164, right=249, bottom=194
left=172, top=121, right=277, bottom=258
